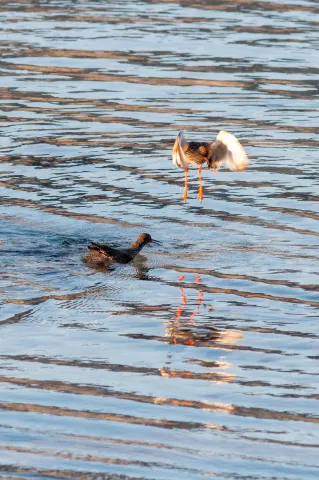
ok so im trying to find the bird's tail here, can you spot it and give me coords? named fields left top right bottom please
left=88, top=242, right=105, bottom=254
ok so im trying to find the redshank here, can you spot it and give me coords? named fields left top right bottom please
left=172, top=130, right=249, bottom=202
left=84, top=233, right=160, bottom=265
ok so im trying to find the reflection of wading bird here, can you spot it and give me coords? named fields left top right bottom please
left=172, top=130, right=249, bottom=202
left=168, top=277, right=243, bottom=347
left=160, top=276, right=242, bottom=384
left=169, top=276, right=204, bottom=345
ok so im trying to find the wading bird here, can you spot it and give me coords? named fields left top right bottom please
left=172, top=130, right=248, bottom=202
left=84, top=233, right=161, bottom=265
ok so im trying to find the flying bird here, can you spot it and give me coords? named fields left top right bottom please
left=172, top=130, right=249, bottom=202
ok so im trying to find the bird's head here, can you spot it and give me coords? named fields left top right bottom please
left=137, top=233, right=161, bottom=247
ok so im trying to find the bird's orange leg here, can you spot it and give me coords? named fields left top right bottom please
left=183, top=166, right=189, bottom=202
left=197, top=165, right=203, bottom=202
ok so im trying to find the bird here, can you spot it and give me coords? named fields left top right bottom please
left=172, top=130, right=249, bottom=202
left=84, top=233, right=160, bottom=265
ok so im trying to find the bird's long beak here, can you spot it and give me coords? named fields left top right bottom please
left=152, top=239, right=162, bottom=245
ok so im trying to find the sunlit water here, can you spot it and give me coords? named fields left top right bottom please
left=0, top=1, right=319, bottom=479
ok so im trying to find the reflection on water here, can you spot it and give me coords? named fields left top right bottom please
left=0, top=0, right=319, bottom=479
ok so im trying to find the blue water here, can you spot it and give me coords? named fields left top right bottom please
left=0, top=1, right=318, bottom=479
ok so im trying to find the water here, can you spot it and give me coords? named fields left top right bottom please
left=0, top=1, right=319, bottom=479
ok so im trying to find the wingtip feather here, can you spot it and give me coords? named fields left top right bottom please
left=216, top=130, right=248, bottom=171
left=172, top=131, right=188, bottom=168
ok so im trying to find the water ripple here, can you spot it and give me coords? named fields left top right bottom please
left=0, top=1, right=318, bottom=479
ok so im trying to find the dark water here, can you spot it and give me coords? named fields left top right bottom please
left=0, top=1, right=319, bottom=479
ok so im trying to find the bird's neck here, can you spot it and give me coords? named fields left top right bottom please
left=128, top=240, right=145, bottom=253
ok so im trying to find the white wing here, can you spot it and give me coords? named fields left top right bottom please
left=216, top=130, right=248, bottom=171
left=172, top=131, right=188, bottom=169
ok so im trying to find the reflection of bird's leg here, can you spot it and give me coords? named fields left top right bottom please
left=170, top=282, right=188, bottom=344
left=183, top=166, right=189, bottom=202
left=179, top=287, right=187, bottom=305
left=189, top=290, right=204, bottom=324
left=172, top=306, right=183, bottom=343
left=197, top=165, right=203, bottom=202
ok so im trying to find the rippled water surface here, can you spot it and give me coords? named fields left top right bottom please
left=1, top=1, right=319, bottom=479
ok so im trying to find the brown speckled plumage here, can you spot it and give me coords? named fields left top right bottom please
left=182, top=142, right=209, bottom=165
left=180, top=141, right=228, bottom=171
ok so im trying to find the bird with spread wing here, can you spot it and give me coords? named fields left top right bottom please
left=172, top=130, right=249, bottom=202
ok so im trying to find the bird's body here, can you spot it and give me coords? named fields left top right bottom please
left=84, top=233, right=159, bottom=266
left=181, top=141, right=210, bottom=166
left=172, top=130, right=248, bottom=201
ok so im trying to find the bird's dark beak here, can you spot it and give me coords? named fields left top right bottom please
left=151, top=239, right=162, bottom=245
